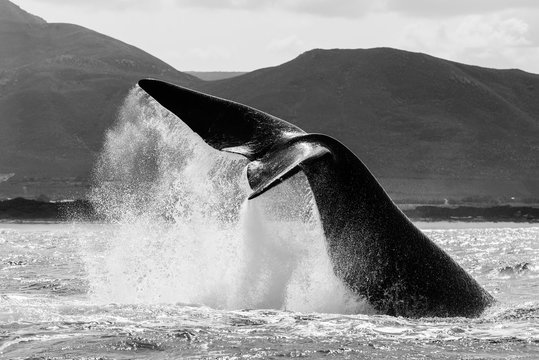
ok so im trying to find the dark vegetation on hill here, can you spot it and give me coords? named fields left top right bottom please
left=195, top=49, right=539, bottom=201
left=1, top=0, right=538, bottom=203
left=0, top=0, right=199, bottom=178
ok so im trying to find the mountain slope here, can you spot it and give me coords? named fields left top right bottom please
left=0, top=0, right=45, bottom=24
left=196, top=48, right=539, bottom=200
left=1, top=1, right=538, bottom=201
left=0, top=1, right=198, bottom=178
left=187, top=71, right=247, bottom=81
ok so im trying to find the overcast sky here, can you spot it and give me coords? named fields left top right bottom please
left=14, top=0, right=539, bottom=73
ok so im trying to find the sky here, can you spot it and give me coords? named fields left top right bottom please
left=13, top=0, right=539, bottom=73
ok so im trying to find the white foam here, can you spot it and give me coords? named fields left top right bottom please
left=86, top=86, right=366, bottom=314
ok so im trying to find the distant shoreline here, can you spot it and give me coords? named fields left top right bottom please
left=402, top=204, right=539, bottom=223
left=0, top=197, right=538, bottom=223
left=0, top=198, right=98, bottom=222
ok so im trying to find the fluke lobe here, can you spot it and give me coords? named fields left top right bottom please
left=138, top=79, right=494, bottom=317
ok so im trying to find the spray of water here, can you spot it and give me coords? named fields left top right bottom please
left=87, top=86, right=368, bottom=314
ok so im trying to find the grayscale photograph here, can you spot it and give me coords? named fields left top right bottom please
left=0, top=0, right=538, bottom=358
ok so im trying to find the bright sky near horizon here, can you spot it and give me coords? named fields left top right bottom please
left=12, top=0, right=539, bottom=73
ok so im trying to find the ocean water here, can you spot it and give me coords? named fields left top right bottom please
left=1, top=88, right=538, bottom=359
left=1, top=222, right=538, bottom=359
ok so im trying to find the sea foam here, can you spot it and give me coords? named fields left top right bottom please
left=87, top=86, right=366, bottom=314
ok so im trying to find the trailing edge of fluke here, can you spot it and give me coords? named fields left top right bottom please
left=138, top=78, right=494, bottom=318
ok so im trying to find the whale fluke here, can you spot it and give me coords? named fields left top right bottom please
left=247, top=135, right=331, bottom=199
left=138, top=79, right=494, bottom=317
left=138, top=79, right=304, bottom=161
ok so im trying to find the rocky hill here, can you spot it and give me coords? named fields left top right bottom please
left=1, top=1, right=538, bottom=202
left=197, top=48, right=539, bottom=201
left=0, top=0, right=45, bottom=24
left=0, top=0, right=198, bottom=179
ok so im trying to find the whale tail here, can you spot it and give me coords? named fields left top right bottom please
left=138, top=79, right=304, bottom=162
left=246, top=136, right=332, bottom=199
left=138, top=78, right=494, bottom=317
left=138, top=79, right=325, bottom=199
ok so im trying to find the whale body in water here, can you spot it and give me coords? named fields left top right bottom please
left=138, top=79, right=494, bottom=317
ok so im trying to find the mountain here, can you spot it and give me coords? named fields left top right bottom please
left=1, top=1, right=538, bottom=202
left=0, top=0, right=198, bottom=179
left=196, top=48, right=539, bottom=201
left=0, top=0, right=45, bottom=24
left=187, top=71, right=247, bottom=81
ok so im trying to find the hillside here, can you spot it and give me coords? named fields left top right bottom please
left=0, top=0, right=198, bottom=179
left=0, top=0, right=44, bottom=24
left=196, top=48, right=539, bottom=201
left=187, top=71, right=246, bottom=81
left=1, top=1, right=538, bottom=202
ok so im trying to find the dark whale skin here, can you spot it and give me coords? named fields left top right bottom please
left=138, top=79, right=494, bottom=317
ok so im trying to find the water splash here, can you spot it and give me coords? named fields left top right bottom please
left=87, top=86, right=364, bottom=313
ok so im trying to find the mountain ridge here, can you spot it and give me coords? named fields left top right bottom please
left=0, top=0, right=46, bottom=24
left=193, top=47, right=539, bottom=200
left=197, top=47, right=539, bottom=180
left=0, top=1, right=200, bottom=179
left=186, top=71, right=247, bottom=81
left=1, top=1, right=538, bottom=202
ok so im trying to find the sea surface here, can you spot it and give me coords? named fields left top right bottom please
left=1, top=87, right=538, bottom=359
left=0, top=222, right=538, bottom=359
